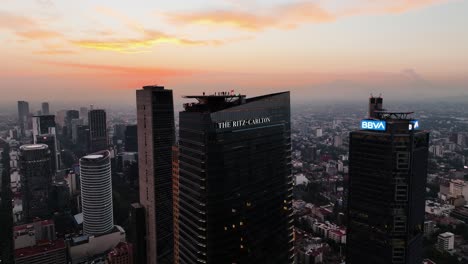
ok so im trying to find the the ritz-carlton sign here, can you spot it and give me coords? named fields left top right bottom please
left=217, top=117, right=271, bottom=129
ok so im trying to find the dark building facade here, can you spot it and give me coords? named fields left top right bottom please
left=65, top=110, right=79, bottom=138
left=0, top=143, right=14, bottom=264
left=32, top=115, right=56, bottom=136
left=129, top=203, right=147, bottom=264
left=89, top=109, right=108, bottom=152
left=20, top=144, right=52, bottom=221
left=125, top=125, right=138, bottom=152
left=36, top=134, right=58, bottom=173
left=177, top=92, right=294, bottom=264
left=346, top=97, right=429, bottom=264
left=42, top=102, right=50, bottom=115
left=172, top=146, right=180, bottom=264
left=17, top=101, right=30, bottom=136
left=137, top=86, right=175, bottom=264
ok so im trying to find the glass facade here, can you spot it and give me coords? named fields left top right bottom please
left=346, top=119, right=429, bottom=264
left=19, top=144, right=52, bottom=221
left=177, top=92, right=294, bottom=264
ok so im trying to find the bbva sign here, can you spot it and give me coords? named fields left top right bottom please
left=361, top=120, right=386, bottom=131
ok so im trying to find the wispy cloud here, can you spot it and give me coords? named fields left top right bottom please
left=168, top=2, right=335, bottom=31
left=41, top=61, right=196, bottom=76
left=168, top=0, right=452, bottom=31
left=16, top=29, right=62, bottom=40
left=72, top=30, right=223, bottom=52
left=0, top=10, right=62, bottom=40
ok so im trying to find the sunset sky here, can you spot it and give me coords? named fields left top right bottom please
left=1, top=0, right=467, bottom=105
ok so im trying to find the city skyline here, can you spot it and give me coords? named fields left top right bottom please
left=1, top=0, right=468, bottom=103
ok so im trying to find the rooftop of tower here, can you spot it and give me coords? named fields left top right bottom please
left=182, top=91, right=246, bottom=112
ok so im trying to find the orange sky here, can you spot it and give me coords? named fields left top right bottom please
left=1, top=0, right=467, bottom=104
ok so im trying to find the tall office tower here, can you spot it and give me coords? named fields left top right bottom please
left=36, top=134, right=58, bottom=173
left=114, top=124, right=127, bottom=145
left=177, top=92, right=294, bottom=264
left=80, top=107, right=89, bottom=124
left=71, top=119, right=84, bottom=144
left=137, top=86, right=175, bottom=264
left=32, top=115, right=56, bottom=140
left=18, top=101, right=30, bottom=136
left=56, top=110, right=67, bottom=128
left=346, top=97, right=429, bottom=264
left=89, top=109, right=108, bottom=153
left=32, top=115, right=58, bottom=172
left=0, top=143, right=14, bottom=264
left=129, top=203, right=147, bottom=264
left=65, top=110, right=79, bottom=138
left=42, top=102, right=50, bottom=115
left=79, top=150, right=113, bottom=236
left=19, top=144, right=52, bottom=221
left=172, top=146, right=180, bottom=264
left=125, top=125, right=138, bottom=152
left=76, top=125, right=90, bottom=152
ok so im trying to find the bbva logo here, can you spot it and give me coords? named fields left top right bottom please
left=361, top=120, right=387, bottom=131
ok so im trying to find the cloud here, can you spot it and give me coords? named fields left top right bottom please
left=0, top=10, right=62, bottom=40
left=168, top=2, right=335, bottom=31
left=16, top=29, right=62, bottom=40
left=41, top=61, right=196, bottom=76
left=0, top=11, right=36, bottom=29
left=72, top=30, right=223, bottom=52
left=167, top=0, right=451, bottom=31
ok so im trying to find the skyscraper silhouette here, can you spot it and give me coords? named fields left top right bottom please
left=137, top=86, right=175, bottom=264
left=88, top=109, right=108, bottom=153
left=176, top=92, right=294, bottom=263
left=41, top=102, right=50, bottom=115
left=19, top=144, right=52, bottom=221
left=346, top=96, right=429, bottom=264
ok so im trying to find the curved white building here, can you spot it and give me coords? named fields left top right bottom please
left=79, top=150, right=113, bottom=236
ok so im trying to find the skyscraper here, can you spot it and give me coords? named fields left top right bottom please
left=129, top=203, right=147, bottom=264
left=172, top=146, right=180, bottom=264
left=19, top=144, right=52, bottom=221
left=0, top=142, right=14, bottom=264
left=17, top=101, right=30, bottom=136
left=42, top=102, right=50, bottom=115
left=125, top=125, right=138, bottom=152
left=32, top=115, right=58, bottom=172
left=176, top=92, right=294, bottom=263
left=346, top=97, right=429, bottom=264
left=32, top=115, right=56, bottom=140
left=89, top=109, right=108, bottom=153
left=80, top=107, right=89, bottom=124
left=137, top=86, right=175, bottom=264
left=79, top=150, right=113, bottom=236
left=65, top=110, right=79, bottom=138
left=36, top=134, right=58, bottom=173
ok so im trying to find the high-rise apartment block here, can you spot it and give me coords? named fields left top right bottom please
left=79, top=150, right=113, bottom=236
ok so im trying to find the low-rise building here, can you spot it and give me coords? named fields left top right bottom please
left=437, top=232, right=455, bottom=251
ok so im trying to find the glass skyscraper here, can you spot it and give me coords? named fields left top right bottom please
left=19, top=144, right=52, bottom=221
left=176, top=92, right=294, bottom=264
left=346, top=97, right=429, bottom=264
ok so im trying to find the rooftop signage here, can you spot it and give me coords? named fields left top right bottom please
left=361, top=120, right=386, bottom=131
left=217, top=117, right=271, bottom=129
left=409, top=120, right=420, bottom=130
